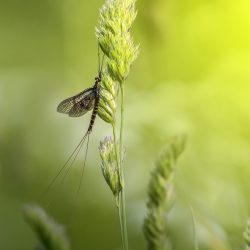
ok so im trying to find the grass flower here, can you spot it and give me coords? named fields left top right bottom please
left=99, top=136, right=122, bottom=198
left=96, top=0, right=139, bottom=84
left=143, top=135, right=186, bottom=250
left=244, top=218, right=250, bottom=250
left=22, top=204, right=70, bottom=250
left=98, top=72, right=118, bottom=124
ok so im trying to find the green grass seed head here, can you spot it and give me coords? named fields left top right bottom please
left=143, top=135, right=187, bottom=250
left=98, top=72, right=118, bottom=124
left=244, top=219, right=250, bottom=249
left=99, top=136, right=122, bottom=197
left=22, top=204, right=70, bottom=250
left=96, top=0, right=139, bottom=84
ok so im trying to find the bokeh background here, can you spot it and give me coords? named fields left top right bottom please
left=1, top=0, right=250, bottom=249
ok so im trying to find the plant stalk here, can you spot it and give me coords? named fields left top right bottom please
left=119, top=84, right=129, bottom=250
left=189, top=204, right=199, bottom=250
left=112, top=123, right=126, bottom=250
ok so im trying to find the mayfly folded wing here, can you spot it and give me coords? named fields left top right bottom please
left=57, top=88, right=95, bottom=117
left=68, top=92, right=96, bottom=117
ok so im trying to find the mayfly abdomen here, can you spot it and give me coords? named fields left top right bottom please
left=87, top=92, right=100, bottom=133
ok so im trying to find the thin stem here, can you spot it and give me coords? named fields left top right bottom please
left=112, top=123, right=120, bottom=184
left=189, top=204, right=199, bottom=250
left=112, top=123, right=125, bottom=250
left=119, top=84, right=129, bottom=250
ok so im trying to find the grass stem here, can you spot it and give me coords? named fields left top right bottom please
left=112, top=123, right=126, bottom=250
left=119, top=84, right=129, bottom=250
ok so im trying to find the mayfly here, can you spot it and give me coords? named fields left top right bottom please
left=42, top=45, right=106, bottom=204
left=57, top=71, right=102, bottom=129
left=44, top=71, right=103, bottom=196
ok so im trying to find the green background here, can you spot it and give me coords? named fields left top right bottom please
left=1, top=0, right=250, bottom=249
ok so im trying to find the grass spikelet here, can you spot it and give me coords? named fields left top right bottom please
left=96, top=0, right=139, bottom=84
left=99, top=136, right=122, bottom=198
left=244, top=218, right=250, bottom=250
left=22, top=204, right=70, bottom=250
left=98, top=72, right=118, bottom=124
left=143, top=135, right=186, bottom=250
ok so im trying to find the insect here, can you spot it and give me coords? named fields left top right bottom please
left=42, top=45, right=106, bottom=206
left=57, top=71, right=102, bottom=132
left=43, top=71, right=103, bottom=198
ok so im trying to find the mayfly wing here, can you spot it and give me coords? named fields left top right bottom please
left=68, top=91, right=96, bottom=117
left=57, top=87, right=94, bottom=114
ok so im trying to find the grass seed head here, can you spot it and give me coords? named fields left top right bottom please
left=96, top=0, right=139, bottom=84
left=22, top=204, right=70, bottom=250
left=99, top=136, right=122, bottom=197
left=244, top=219, right=250, bottom=249
left=98, top=73, right=118, bottom=124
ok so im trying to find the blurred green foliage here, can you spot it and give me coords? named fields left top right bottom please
left=23, top=204, right=70, bottom=250
left=1, top=0, right=250, bottom=249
